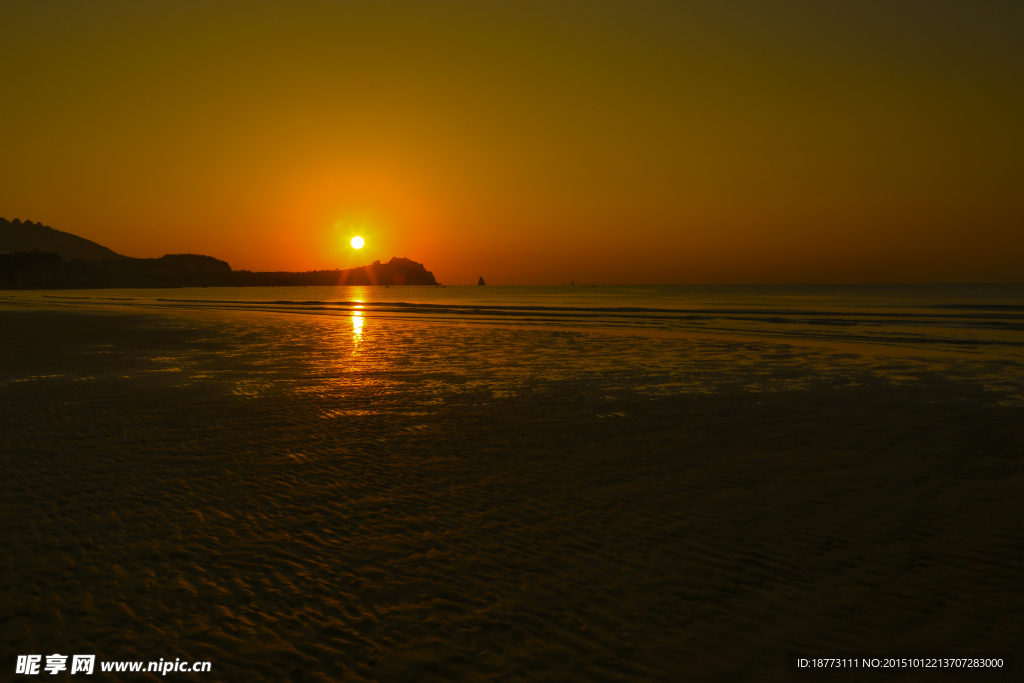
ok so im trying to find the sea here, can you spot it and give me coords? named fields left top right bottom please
left=5, top=283, right=1023, bottom=404
left=7, top=283, right=1024, bottom=357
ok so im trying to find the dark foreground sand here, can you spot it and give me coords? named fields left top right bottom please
left=1, top=307, right=1021, bottom=682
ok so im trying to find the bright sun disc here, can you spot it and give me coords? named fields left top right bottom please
left=350, top=236, right=365, bottom=249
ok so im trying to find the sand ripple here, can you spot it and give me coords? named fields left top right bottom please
left=1, top=308, right=1021, bottom=681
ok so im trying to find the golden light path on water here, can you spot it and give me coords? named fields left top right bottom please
left=352, top=299, right=364, bottom=339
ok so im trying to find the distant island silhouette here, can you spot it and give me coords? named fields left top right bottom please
left=0, top=217, right=438, bottom=288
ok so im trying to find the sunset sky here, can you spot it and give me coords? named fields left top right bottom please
left=1, top=0, right=1021, bottom=284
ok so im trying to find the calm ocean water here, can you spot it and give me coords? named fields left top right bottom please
left=8, top=284, right=1024, bottom=360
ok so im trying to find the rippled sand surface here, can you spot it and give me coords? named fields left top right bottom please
left=2, top=302, right=1022, bottom=681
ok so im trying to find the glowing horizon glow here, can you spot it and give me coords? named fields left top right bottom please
left=350, top=236, right=365, bottom=249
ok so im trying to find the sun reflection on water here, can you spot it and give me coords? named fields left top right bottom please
left=351, top=296, right=365, bottom=343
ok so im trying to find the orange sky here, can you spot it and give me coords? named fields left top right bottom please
left=1, top=1, right=1022, bottom=283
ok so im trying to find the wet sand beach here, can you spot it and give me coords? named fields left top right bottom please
left=2, top=302, right=1022, bottom=681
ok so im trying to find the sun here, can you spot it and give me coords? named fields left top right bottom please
left=350, top=236, right=365, bottom=249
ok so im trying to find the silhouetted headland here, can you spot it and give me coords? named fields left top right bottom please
left=0, top=218, right=438, bottom=288
left=0, top=217, right=128, bottom=261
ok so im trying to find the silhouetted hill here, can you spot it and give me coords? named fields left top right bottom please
left=0, top=219, right=439, bottom=288
left=234, top=257, right=438, bottom=286
left=0, top=251, right=235, bottom=289
left=0, top=250, right=438, bottom=289
left=0, top=217, right=127, bottom=261
left=0, top=250, right=109, bottom=289
left=91, top=254, right=234, bottom=287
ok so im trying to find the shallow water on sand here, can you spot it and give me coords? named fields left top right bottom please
left=6, top=283, right=1024, bottom=360
left=4, top=291, right=1024, bottom=406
